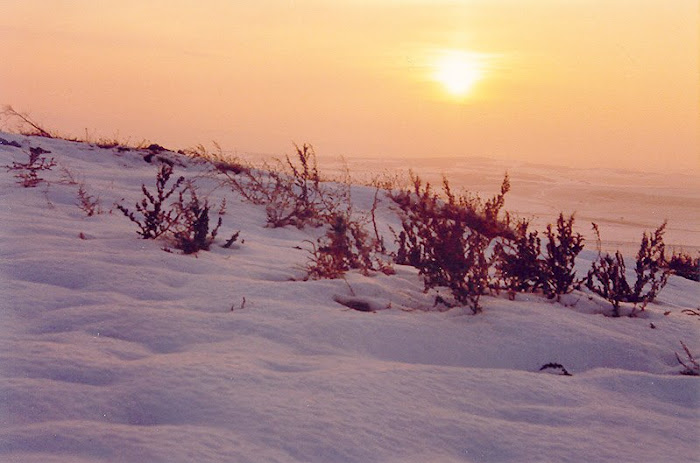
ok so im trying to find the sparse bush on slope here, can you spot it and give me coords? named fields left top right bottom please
left=117, top=164, right=184, bottom=239
left=1, top=105, right=53, bottom=138
left=170, top=184, right=224, bottom=254
left=306, top=213, right=371, bottom=279
left=586, top=222, right=670, bottom=316
left=631, top=222, right=669, bottom=304
left=211, top=142, right=389, bottom=278
left=389, top=171, right=592, bottom=310
left=542, top=213, right=585, bottom=300
left=4, top=147, right=56, bottom=187
left=494, top=214, right=596, bottom=302
left=494, top=220, right=544, bottom=297
left=305, top=173, right=391, bottom=279
left=220, top=143, right=327, bottom=228
left=57, top=166, right=104, bottom=217
left=306, top=208, right=390, bottom=280
left=586, top=247, right=630, bottom=316
left=665, top=250, right=699, bottom=282
left=389, top=173, right=514, bottom=313
left=180, top=142, right=249, bottom=176
left=76, top=183, right=103, bottom=216
left=675, top=341, right=699, bottom=376
left=117, top=163, right=237, bottom=254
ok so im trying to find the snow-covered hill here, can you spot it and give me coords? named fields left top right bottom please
left=1, top=132, right=698, bottom=462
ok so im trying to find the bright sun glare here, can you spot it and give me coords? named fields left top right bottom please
left=433, top=50, right=485, bottom=98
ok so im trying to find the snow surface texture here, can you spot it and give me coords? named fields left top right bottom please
left=0, top=132, right=698, bottom=463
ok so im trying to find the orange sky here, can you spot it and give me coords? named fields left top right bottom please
left=1, top=0, right=698, bottom=172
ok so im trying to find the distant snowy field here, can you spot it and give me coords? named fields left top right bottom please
left=1, top=132, right=698, bottom=463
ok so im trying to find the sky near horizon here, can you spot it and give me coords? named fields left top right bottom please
left=1, top=0, right=698, bottom=173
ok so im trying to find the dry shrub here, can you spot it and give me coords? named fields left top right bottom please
left=57, top=167, right=103, bottom=217
left=169, top=185, right=223, bottom=254
left=180, top=142, right=248, bottom=175
left=117, top=164, right=184, bottom=239
left=675, top=341, right=699, bottom=376
left=542, top=213, right=585, bottom=299
left=494, top=220, right=544, bottom=297
left=389, top=171, right=589, bottom=311
left=306, top=209, right=390, bottom=280
left=665, top=250, right=699, bottom=282
left=632, top=222, right=669, bottom=303
left=389, top=173, right=513, bottom=313
left=1, top=105, right=53, bottom=138
left=493, top=214, right=588, bottom=301
left=76, top=183, right=102, bottom=216
left=305, top=176, right=390, bottom=279
left=219, top=143, right=329, bottom=228
left=117, top=164, right=237, bottom=254
left=586, top=222, right=670, bottom=316
left=4, top=147, right=56, bottom=187
left=215, top=142, right=388, bottom=276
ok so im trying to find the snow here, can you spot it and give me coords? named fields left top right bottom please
left=1, top=132, right=698, bottom=463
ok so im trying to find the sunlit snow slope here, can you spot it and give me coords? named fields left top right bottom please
left=1, top=133, right=698, bottom=463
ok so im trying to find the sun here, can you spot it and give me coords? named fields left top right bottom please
left=432, top=50, right=485, bottom=98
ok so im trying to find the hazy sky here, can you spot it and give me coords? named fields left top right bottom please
left=1, top=0, right=698, bottom=172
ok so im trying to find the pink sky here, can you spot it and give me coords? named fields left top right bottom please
left=1, top=0, right=698, bottom=172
